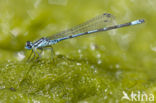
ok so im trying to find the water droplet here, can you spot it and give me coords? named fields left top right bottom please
left=34, top=0, right=41, bottom=8
left=115, top=64, right=120, bottom=69
left=90, top=65, right=94, bottom=69
left=151, top=45, right=156, bottom=52
left=78, top=49, right=81, bottom=53
left=55, top=51, right=60, bottom=55
left=76, top=62, right=81, bottom=66
left=97, top=59, right=102, bottom=64
left=104, top=96, right=107, bottom=100
left=17, top=52, right=25, bottom=61
left=90, top=43, right=95, bottom=50
left=10, top=28, right=20, bottom=37
left=96, top=53, right=101, bottom=58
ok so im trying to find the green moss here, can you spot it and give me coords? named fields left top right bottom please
left=0, top=56, right=155, bottom=102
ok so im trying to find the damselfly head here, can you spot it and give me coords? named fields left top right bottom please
left=25, top=41, right=33, bottom=50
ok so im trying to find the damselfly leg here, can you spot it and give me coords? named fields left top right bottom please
left=35, top=49, right=42, bottom=61
left=42, top=46, right=55, bottom=62
left=27, top=46, right=55, bottom=62
left=27, top=50, right=33, bottom=61
left=27, top=49, right=39, bottom=62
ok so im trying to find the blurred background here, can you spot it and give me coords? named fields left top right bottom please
left=0, top=0, right=152, bottom=63
left=0, top=0, right=156, bottom=102
left=0, top=0, right=155, bottom=75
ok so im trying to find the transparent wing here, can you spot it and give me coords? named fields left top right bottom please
left=47, top=13, right=115, bottom=40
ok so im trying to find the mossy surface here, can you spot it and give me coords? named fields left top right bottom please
left=0, top=0, right=156, bottom=103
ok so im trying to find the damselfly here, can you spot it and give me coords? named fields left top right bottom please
left=25, top=13, right=145, bottom=61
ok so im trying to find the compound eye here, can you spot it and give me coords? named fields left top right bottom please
left=26, top=41, right=32, bottom=48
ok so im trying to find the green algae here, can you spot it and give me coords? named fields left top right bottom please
left=0, top=56, right=156, bottom=102
left=0, top=0, right=156, bottom=103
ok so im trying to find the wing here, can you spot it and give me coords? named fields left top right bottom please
left=47, top=13, right=115, bottom=40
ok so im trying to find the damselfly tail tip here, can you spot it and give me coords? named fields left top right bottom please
left=131, top=19, right=145, bottom=25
